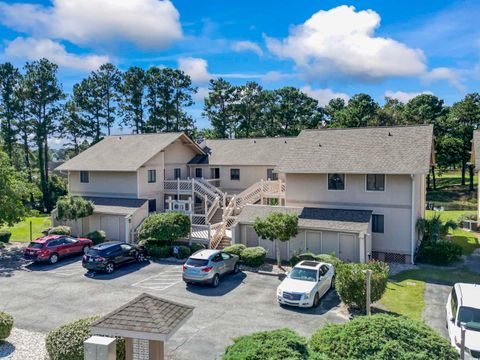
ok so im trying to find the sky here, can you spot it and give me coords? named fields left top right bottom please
left=0, top=0, right=479, bottom=130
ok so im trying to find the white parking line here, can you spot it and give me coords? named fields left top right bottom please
left=132, top=267, right=183, bottom=291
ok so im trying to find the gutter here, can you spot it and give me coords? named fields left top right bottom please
left=410, top=174, right=415, bottom=264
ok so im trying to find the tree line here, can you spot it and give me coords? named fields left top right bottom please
left=0, top=58, right=479, bottom=214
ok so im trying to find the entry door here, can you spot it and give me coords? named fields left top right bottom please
left=245, top=226, right=258, bottom=247
left=306, top=231, right=322, bottom=254
left=339, top=234, right=357, bottom=262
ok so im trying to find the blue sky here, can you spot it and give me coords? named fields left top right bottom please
left=0, top=0, right=479, bottom=129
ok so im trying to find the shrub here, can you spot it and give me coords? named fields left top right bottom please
left=138, top=238, right=170, bottom=247
left=175, top=245, right=191, bottom=259
left=190, top=243, right=206, bottom=254
left=240, top=247, right=267, bottom=267
left=144, top=243, right=172, bottom=259
left=223, top=244, right=246, bottom=256
left=56, top=195, right=93, bottom=221
left=290, top=252, right=342, bottom=267
left=83, top=230, right=106, bottom=245
left=335, top=261, right=389, bottom=310
left=0, top=311, right=13, bottom=340
left=314, top=254, right=343, bottom=268
left=48, top=226, right=71, bottom=235
left=0, top=230, right=12, bottom=243
left=417, top=240, right=462, bottom=265
left=309, top=314, right=458, bottom=360
left=46, top=316, right=125, bottom=360
left=138, top=212, right=190, bottom=243
left=0, top=242, right=5, bottom=249
left=290, top=252, right=316, bottom=266
left=223, top=328, right=309, bottom=360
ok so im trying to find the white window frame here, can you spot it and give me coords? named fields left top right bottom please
left=365, top=174, right=386, bottom=192
left=327, top=173, right=346, bottom=191
left=148, top=169, right=156, bottom=183
left=230, top=168, right=240, bottom=181
left=80, top=171, right=89, bottom=183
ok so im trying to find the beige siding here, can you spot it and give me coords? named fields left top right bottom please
left=69, top=171, right=137, bottom=198
left=164, top=139, right=198, bottom=180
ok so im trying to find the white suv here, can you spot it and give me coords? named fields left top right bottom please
left=277, top=260, right=335, bottom=308
left=446, top=283, right=480, bottom=359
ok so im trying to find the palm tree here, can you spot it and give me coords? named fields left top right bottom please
left=416, top=215, right=457, bottom=243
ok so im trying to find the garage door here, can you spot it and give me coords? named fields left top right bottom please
left=339, top=233, right=357, bottom=262
left=322, top=232, right=339, bottom=257
left=245, top=226, right=258, bottom=247
left=100, top=215, right=122, bottom=241
left=306, top=231, right=322, bottom=254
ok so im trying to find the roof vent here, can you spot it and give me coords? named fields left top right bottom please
left=253, top=140, right=256, bottom=143
left=388, top=132, right=392, bottom=136
left=118, top=136, right=122, bottom=140
left=319, top=143, right=322, bottom=147
left=285, top=140, right=287, bottom=143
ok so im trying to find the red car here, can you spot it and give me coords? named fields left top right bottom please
left=24, top=235, right=93, bottom=264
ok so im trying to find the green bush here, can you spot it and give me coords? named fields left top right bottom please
left=83, top=230, right=106, bottom=245
left=138, top=238, right=170, bottom=247
left=56, top=195, right=93, bottom=221
left=175, top=245, right=191, bottom=259
left=46, top=316, right=125, bottom=360
left=240, top=247, right=267, bottom=267
left=144, top=243, right=172, bottom=259
left=223, top=244, right=246, bottom=256
left=138, top=212, right=190, bottom=243
left=48, top=226, right=71, bottom=235
left=0, top=230, right=12, bottom=243
left=290, top=252, right=342, bottom=267
left=314, top=254, right=343, bottom=268
left=417, top=240, right=463, bottom=265
left=190, top=243, right=206, bottom=254
left=0, top=242, right=5, bottom=249
left=0, top=311, right=13, bottom=340
left=224, top=328, right=309, bottom=360
left=335, top=261, right=389, bottom=310
left=309, top=314, right=458, bottom=360
left=290, top=252, right=316, bottom=266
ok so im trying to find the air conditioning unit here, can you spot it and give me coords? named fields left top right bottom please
left=173, top=202, right=186, bottom=211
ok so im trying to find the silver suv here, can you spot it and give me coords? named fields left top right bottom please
left=182, top=249, right=239, bottom=287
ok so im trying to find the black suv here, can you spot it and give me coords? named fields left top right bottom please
left=82, top=241, right=147, bottom=274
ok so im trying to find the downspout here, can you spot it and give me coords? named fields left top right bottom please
left=410, top=174, right=415, bottom=264
left=125, top=216, right=131, bottom=243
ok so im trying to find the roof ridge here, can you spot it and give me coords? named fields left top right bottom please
left=301, top=124, right=432, bottom=132
left=206, top=136, right=297, bottom=141
left=105, top=132, right=185, bottom=138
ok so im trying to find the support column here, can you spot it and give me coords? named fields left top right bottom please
left=149, top=340, right=164, bottom=360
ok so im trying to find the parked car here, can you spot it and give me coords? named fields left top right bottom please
left=23, top=235, right=93, bottom=264
left=182, top=249, right=239, bottom=287
left=82, top=241, right=147, bottom=274
left=277, top=260, right=335, bottom=308
left=446, top=283, right=480, bottom=359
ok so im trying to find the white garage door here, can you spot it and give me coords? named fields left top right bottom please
left=322, top=231, right=339, bottom=257
left=339, top=233, right=357, bottom=262
left=100, top=215, right=122, bottom=241
left=306, top=231, right=322, bottom=254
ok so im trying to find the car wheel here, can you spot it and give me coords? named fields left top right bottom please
left=313, top=293, right=320, bottom=308
left=82, top=246, right=90, bottom=254
left=49, top=253, right=59, bottom=264
left=105, top=262, right=115, bottom=274
left=211, top=274, right=220, bottom=287
left=136, top=252, right=146, bottom=262
left=330, top=275, right=336, bottom=289
left=232, top=263, right=239, bottom=274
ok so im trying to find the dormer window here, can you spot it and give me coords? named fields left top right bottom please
left=80, top=171, right=89, bottom=183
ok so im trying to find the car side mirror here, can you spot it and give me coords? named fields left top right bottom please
left=449, top=316, right=454, bottom=323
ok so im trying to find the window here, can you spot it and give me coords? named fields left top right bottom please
left=230, top=168, right=240, bottom=181
left=147, top=169, right=156, bottom=183
left=327, top=173, right=345, bottom=190
left=366, top=174, right=385, bottom=191
left=195, top=168, right=203, bottom=178
left=174, top=168, right=181, bottom=179
left=372, top=214, right=384, bottom=233
left=221, top=252, right=231, bottom=260
left=267, top=168, right=278, bottom=181
left=80, top=171, right=89, bottom=183
left=148, top=199, right=156, bottom=213
left=120, top=244, right=133, bottom=252
left=212, top=254, right=222, bottom=262
left=211, top=167, right=220, bottom=179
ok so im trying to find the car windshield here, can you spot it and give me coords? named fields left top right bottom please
left=28, top=242, right=44, bottom=249
left=87, top=248, right=107, bottom=256
left=457, top=306, right=480, bottom=330
left=288, top=268, right=317, bottom=282
left=186, top=258, right=209, bottom=267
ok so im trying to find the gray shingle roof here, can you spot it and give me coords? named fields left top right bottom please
left=235, top=205, right=372, bottom=234
left=189, top=137, right=298, bottom=166
left=473, top=131, right=480, bottom=169
left=91, top=293, right=194, bottom=341
left=84, top=196, right=147, bottom=215
left=276, top=125, right=434, bottom=174
left=56, top=133, right=204, bottom=172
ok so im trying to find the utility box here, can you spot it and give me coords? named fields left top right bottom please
left=84, top=336, right=116, bottom=360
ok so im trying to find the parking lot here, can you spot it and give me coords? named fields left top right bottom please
left=0, top=251, right=347, bottom=359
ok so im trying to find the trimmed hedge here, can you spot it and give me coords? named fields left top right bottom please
left=290, top=252, right=343, bottom=267
left=83, top=230, right=106, bottom=245
left=224, top=328, right=309, bottom=360
left=240, top=247, right=267, bottom=267
left=48, top=226, right=71, bottom=235
left=0, top=311, right=13, bottom=340
left=335, top=261, right=389, bottom=310
left=190, top=243, right=206, bottom=254
left=0, top=230, right=12, bottom=243
left=223, top=244, right=246, bottom=257
left=174, top=245, right=191, bottom=259
left=144, top=244, right=171, bottom=259
left=46, top=316, right=125, bottom=360
left=417, top=240, right=462, bottom=265
left=309, top=314, right=458, bottom=360
left=138, top=212, right=190, bottom=242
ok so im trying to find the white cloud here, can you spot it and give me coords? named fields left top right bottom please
left=193, top=87, right=210, bottom=102
left=422, top=67, right=465, bottom=92
left=265, top=5, right=426, bottom=81
left=301, top=86, right=349, bottom=106
left=384, top=90, right=433, bottom=103
left=178, top=57, right=211, bottom=83
left=232, top=41, right=263, bottom=56
left=0, top=0, right=182, bottom=49
left=4, top=37, right=109, bottom=71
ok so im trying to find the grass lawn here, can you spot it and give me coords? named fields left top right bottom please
left=426, top=210, right=480, bottom=255
left=379, top=266, right=478, bottom=320
left=427, top=171, right=477, bottom=210
left=1, top=216, right=52, bottom=243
